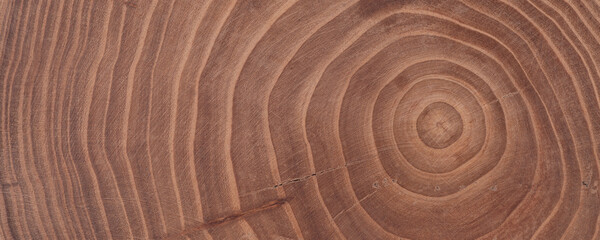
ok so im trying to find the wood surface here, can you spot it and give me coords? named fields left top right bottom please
left=1, top=0, right=600, bottom=239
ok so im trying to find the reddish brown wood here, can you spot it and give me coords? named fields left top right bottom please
left=1, top=0, right=600, bottom=239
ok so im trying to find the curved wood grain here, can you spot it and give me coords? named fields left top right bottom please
left=1, top=0, right=600, bottom=239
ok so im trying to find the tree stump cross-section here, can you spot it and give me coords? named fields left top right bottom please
left=1, top=0, right=600, bottom=239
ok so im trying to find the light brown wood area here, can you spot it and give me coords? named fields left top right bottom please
left=1, top=0, right=600, bottom=239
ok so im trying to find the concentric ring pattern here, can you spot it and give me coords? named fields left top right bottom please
left=1, top=0, right=600, bottom=239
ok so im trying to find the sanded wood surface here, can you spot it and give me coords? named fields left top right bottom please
left=2, top=0, right=600, bottom=239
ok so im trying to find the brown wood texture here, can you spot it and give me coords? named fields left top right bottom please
left=2, top=0, right=600, bottom=239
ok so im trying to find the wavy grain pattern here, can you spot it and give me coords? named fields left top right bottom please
left=1, top=0, right=600, bottom=239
